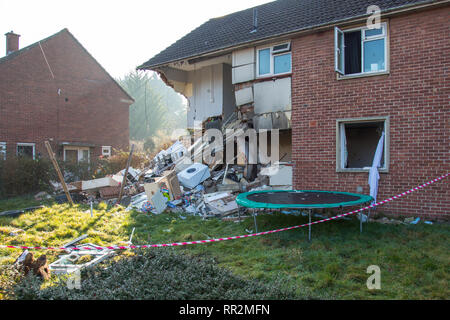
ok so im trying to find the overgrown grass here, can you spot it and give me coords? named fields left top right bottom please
left=0, top=197, right=448, bottom=300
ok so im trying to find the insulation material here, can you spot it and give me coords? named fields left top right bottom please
left=232, top=63, right=255, bottom=84
left=81, top=176, right=121, bottom=191
left=253, top=113, right=273, bottom=130
left=253, top=77, right=291, bottom=114
left=267, top=165, right=293, bottom=186
left=235, top=86, right=254, bottom=106
left=272, top=111, right=291, bottom=129
left=232, top=48, right=255, bottom=67
left=187, top=64, right=224, bottom=128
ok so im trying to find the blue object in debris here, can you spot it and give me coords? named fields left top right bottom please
left=167, top=201, right=176, bottom=208
left=410, top=217, right=420, bottom=225
left=141, top=201, right=154, bottom=213
left=424, top=221, right=433, bottom=225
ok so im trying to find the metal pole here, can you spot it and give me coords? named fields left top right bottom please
left=308, top=209, right=312, bottom=241
left=359, top=205, right=363, bottom=234
left=253, top=209, right=258, bottom=233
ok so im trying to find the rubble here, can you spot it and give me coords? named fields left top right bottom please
left=48, top=123, right=292, bottom=221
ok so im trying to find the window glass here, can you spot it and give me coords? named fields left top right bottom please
left=365, top=27, right=383, bottom=38
left=65, top=149, right=78, bottom=163
left=337, top=29, right=345, bottom=73
left=258, top=48, right=271, bottom=75
left=273, top=43, right=289, bottom=53
left=0, top=143, right=6, bottom=160
left=81, top=150, right=89, bottom=162
left=340, top=121, right=385, bottom=169
left=17, top=145, right=34, bottom=159
left=274, top=53, right=291, bottom=74
left=364, top=38, right=385, bottom=72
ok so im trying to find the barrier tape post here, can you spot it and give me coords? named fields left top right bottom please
left=0, top=173, right=448, bottom=251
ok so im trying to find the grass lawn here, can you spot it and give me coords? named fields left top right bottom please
left=0, top=196, right=449, bottom=299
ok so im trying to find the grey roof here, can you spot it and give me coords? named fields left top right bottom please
left=138, top=0, right=439, bottom=70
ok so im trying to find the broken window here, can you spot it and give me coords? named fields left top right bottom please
left=335, top=23, right=387, bottom=76
left=0, top=142, right=5, bottom=160
left=257, top=42, right=291, bottom=77
left=337, top=118, right=388, bottom=171
left=17, top=143, right=35, bottom=159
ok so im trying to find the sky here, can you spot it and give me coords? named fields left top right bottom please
left=0, top=0, right=272, bottom=79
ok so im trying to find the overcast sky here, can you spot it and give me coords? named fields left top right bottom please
left=0, top=0, right=271, bottom=78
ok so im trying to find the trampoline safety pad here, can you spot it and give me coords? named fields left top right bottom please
left=236, top=190, right=373, bottom=209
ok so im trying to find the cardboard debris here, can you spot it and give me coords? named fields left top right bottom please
left=81, top=176, right=122, bottom=191
left=155, top=170, right=181, bottom=200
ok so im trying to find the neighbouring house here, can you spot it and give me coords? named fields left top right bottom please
left=138, top=0, right=449, bottom=220
left=0, top=28, right=134, bottom=163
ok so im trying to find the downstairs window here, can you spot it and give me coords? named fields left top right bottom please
left=17, top=143, right=35, bottom=159
left=337, top=117, right=389, bottom=172
left=0, top=142, right=5, bottom=160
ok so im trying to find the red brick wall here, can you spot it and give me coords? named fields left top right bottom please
left=291, top=7, right=449, bottom=220
left=0, top=29, right=131, bottom=160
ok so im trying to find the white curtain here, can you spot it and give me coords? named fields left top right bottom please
left=368, top=132, right=385, bottom=203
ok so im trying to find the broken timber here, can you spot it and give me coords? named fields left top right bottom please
left=45, top=141, right=74, bottom=206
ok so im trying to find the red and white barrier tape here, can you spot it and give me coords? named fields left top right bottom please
left=1, top=173, right=448, bottom=251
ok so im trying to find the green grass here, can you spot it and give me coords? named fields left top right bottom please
left=0, top=197, right=449, bottom=299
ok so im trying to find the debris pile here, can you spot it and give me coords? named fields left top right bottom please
left=41, top=125, right=293, bottom=220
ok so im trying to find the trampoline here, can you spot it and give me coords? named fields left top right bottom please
left=236, top=190, right=373, bottom=240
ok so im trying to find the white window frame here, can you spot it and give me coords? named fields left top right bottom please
left=63, top=146, right=90, bottom=163
left=17, top=143, right=36, bottom=160
left=256, top=42, right=292, bottom=78
left=336, top=116, right=390, bottom=173
left=0, top=142, right=6, bottom=160
left=335, top=22, right=389, bottom=77
left=102, top=146, right=112, bottom=158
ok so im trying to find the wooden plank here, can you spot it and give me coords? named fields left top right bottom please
left=45, top=141, right=74, bottom=206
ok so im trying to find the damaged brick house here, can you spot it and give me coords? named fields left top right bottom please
left=0, top=28, right=134, bottom=163
left=138, top=0, right=449, bottom=219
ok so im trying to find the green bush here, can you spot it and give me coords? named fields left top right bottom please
left=10, top=249, right=298, bottom=300
left=0, top=157, right=54, bottom=198
left=0, top=149, right=149, bottom=199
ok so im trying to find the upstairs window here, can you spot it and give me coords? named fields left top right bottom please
left=257, top=42, right=292, bottom=77
left=335, top=23, right=388, bottom=76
